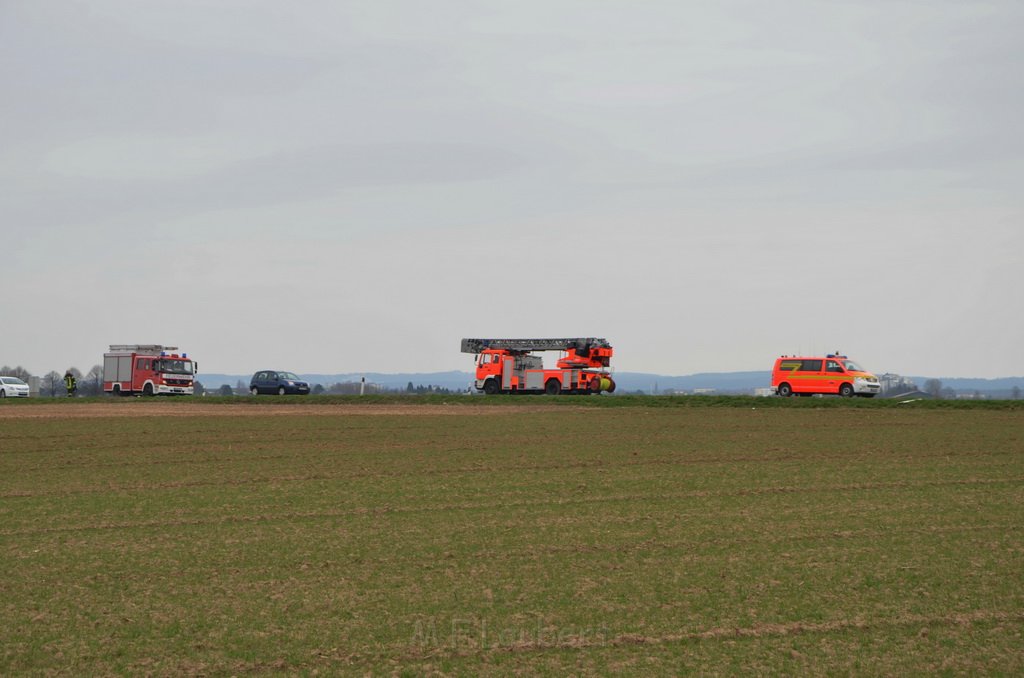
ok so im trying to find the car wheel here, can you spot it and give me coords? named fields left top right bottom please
left=778, top=383, right=793, bottom=397
left=0, top=389, right=6, bottom=398
left=544, top=379, right=562, bottom=396
left=839, top=383, right=854, bottom=397
left=278, top=386, right=286, bottom=396
left=251, top=387, right=259, bottom=396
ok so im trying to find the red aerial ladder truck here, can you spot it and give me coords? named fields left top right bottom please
left=461, top=338, right=615, bottom=395
left=103, top=345, right=197, bottom=396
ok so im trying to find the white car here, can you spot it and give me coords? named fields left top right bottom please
left=0, top=376, right=30, bottom=397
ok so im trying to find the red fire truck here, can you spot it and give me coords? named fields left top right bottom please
left=461, top=338, right=615, bottom=395
left=103, top=345, right=197, bottom=396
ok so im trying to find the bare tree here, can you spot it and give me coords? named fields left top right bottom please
left=41, top=371, right=63, bottom=397
left=923, top=379, right=943, bottom=399
left=79, top=365, right=104, bottom=396
left=0, top=365, right=32, bottom=381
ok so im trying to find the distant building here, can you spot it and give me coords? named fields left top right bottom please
left=878, top=373, right=917, bottom=397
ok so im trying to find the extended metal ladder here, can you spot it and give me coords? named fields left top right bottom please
left=460, top=338, right=611, bottom=353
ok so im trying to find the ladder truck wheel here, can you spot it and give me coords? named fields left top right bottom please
left=544, top=379, right=562, bottom=396
left=483, top=379, right=500, bottom=395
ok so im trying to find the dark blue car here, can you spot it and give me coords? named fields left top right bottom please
left=249, top=371, right=311, bottom=396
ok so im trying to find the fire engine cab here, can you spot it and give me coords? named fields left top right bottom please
left=103, top=345, right=197, bottom=396
left=461, top=338, right=615, bottom=395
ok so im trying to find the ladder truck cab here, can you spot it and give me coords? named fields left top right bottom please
left=103, top=345, right=197, bottom=396
left=461, top=338, right=616, bottom=395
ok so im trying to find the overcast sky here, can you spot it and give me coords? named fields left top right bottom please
left=3, top=1, right=1022, bottom=379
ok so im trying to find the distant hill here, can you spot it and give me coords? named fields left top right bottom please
left=198, top=371, right=474, bottom=391
left=199, top=370, right=778, bottom=394
left=611, top=371, right=771, bottom=393
left=907, top=376, right=1024, bottom=396
left=196, top=370, right=1024, bottom=397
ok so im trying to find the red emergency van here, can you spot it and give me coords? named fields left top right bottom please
left=772, top=354, right=880, bottom=398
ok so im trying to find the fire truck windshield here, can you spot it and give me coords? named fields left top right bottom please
left=156, top=359, right=193, bottom=375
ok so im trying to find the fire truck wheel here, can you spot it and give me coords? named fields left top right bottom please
left=544, top=379, right=562, bottom=396
left=483, top=379, right=500, bottom=395
left=277, top=386, right=287, bottom=396
left=143, top=383, right=154, bottom=397
left=839, top=383, right=854, bottom=397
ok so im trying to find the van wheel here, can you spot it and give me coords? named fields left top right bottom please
left=839, top=383, right=854, bottom=397
left=778, top=383, right=793, bottom=397
left=544, top=379, right=562, bottom=395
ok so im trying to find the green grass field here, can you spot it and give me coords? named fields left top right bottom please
left=2, top=398, right=1022, bottom=675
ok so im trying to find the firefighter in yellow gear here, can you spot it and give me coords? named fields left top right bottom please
left=64, top=371, right=77, bottom=397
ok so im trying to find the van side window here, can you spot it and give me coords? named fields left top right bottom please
left=826, top=360, right=843, bottom=373
left=803, top=360, right=822, bottom=371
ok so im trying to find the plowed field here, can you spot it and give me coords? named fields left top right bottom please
left=1, top=401, right=1021, bottom=675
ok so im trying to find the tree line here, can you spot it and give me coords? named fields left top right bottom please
left=1, top=364, right=105, bottom=397
left=3, top=364, right=458, bottom=397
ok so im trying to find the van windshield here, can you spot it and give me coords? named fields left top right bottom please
left=842, top=360, right=865, bottom=372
